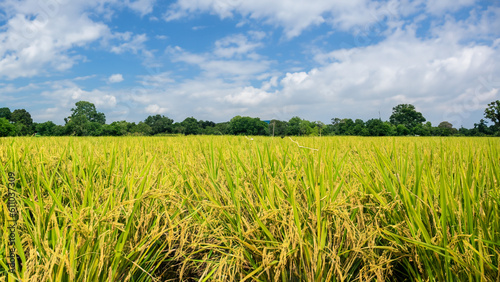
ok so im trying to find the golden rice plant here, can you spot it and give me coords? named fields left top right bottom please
left=0, top=136, right=499, bottom=281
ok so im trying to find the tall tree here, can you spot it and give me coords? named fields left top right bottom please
left=11, top=109, right=33, bottom=126
left=389, top=104, right=426, bottom=132
left=105, top=121, right=132, bottom=136
left=11, top=109, right=34, bottom=135
left=396, top=124, right=410, bottom=136
left=338, top=118, right=355, bottom=135
left=229, top=116, right=268, bottom=135
left=473, top=119, right=491, bottom=136
left=352, top=119, right=368, bottom=136
left=366, top=119, right=394, bottom=136
left=269, top=119, right=287, bottom=137
left=130, top=122, right=152, bottom=135
left=313, top=121, right=325, bottom=136
left=65, top=115, right=91, bottom=136
left=0, top=107, right=12, bottom=121
left=287, top=116, right=303, bottom=136
left=299, top=119, right=313, bottom=136
left=437, top=121, right=457, bottom=136
left=64, top=101, right=105, bottom=136
left=35, top=121, right=57, bottom=136
left=0, top=118, right=15, bottom=137
left=144, top=115, right=174, bottom=135
left=66, top=101, right=106, bottom=125
left=484, top=100, right=500, bottom=129
left=198, top=120, right=216, bottom=129
left=181, top=117, right=200, bottom=135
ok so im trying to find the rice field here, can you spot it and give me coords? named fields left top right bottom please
left=1, top=136, right=499, bottom=281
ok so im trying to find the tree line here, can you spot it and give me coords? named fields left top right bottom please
left=1, top=101, right=500, bottom=137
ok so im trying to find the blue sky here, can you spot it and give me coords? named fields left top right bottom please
left=1, top=0, right=499, bottom=128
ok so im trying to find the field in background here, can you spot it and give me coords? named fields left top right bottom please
left=1, top=136, right=499, bottom=281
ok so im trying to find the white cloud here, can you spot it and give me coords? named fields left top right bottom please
left=108, top=74, right=124, bottom=83
left=167, top=44, right=271, bottom=81
left=261, top=76, right=279, bottom=91
left=430, top=6, right=500, bottom=43
left=139, top=72, right=175, bottom=87
left=222, top=86, right=273, bottom=106
left=214, top=34, right=263, bottom=58
left=164, top=0, right=493, bottom=40
left=125, top=0, right=157, bottom=16
left=110, top=33, right=151, bottom=57
left=165, top=0, right=403, bottom=38
left=145, top=104, right=168, bottom=114
left=0, top=13, right=108, bottom=79
left=37, top=80, right=118, bottom=121
left=424, top=0, right=476, bottom=14
left=0, top=0, right=155, bottom=79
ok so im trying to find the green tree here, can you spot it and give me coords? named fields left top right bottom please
left=337, top=118, right=355, bottom=135
left=229, top=116, right=268, bottom=135
left=414, top=122, right=432, bottom=136
left=0, top=118, right=16, bottom=137
left=330, top=118, right=341, bottom=135
left=130, top=122, right=152, bottom=135
left=181, top=117, right=200, bottom=135
left=49, top=125, right=65, bottom=136
left=352, top=119, right=368, bottom=136
left=111, top=121, right=131, bottom=136
left=198, top=120, right=216, bottom=129
left=65, top=115, right=87, bottom=136
left=458, top=126, right=470, bottom=136
left=66, top=101, right=106, bottom=125
left=322, top=124, right=335, bottom=136
left=472, top=119, right=491, bottom=136
left=0, top=107, right=12, bottom=121
left=366, top=119, right=394, bottom=136
left=144, top=115, right=174, bottom=135
left=269, top=120, right=288, bottom=137
left=396, top=124, right=410, bottom=136
left=35, top=121, right=57, bottom=136
left=484, top=100, right=500, bottom=131
left=87, top=122, right=103, bottom=136
left=311, top=120, right=325, bottom=136
left=287, top=117, right=303, bottom=136
left=64, top=101, right=106, bottom=136
left=299, top=119, right=313, bottom=136
left=437, top=121, right=457, bottom=136
left=389, top=104, right=426, bottom=132
left=214, top=122, right=230, bottom=135
left=11, top=109, right=34, bottom=135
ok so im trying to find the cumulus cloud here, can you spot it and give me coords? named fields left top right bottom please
left=0, top=0, right=155, bottom=80
left=214, top=34, right=263, bottom=58
left=167, top=41, right=271, bottom=81
left=138, top=72, right=175, bottom=87
left=165, top=0, right=402, bottom=38
left=125, top=0, right=157, bottom=16
left=222, top=86, right=273, bottom=106
left=110, top=33, right=149, bottom=54
left=0, top=13, right=108, bottom=79
left=164, top=0, right=494, bottom=40
left=43, top=83, right=117, bottom=108
left=108, top=74, right=124, bottom=83
left=145, top=104, right=168, bottom=114
left=424, top=0, right=476, bottom=14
